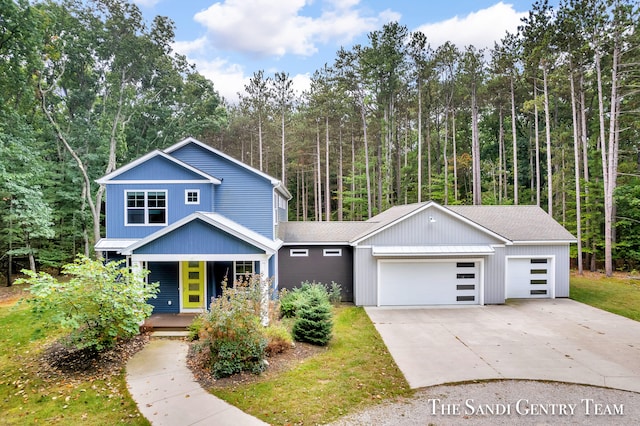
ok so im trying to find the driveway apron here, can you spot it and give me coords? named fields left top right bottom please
left=366, top=299, right=640, bottom=392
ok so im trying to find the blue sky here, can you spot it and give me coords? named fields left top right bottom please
left=132, top=1, right=555, bottom=103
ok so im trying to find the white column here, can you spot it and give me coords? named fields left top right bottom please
left=259, top=259, right=269, bottom=326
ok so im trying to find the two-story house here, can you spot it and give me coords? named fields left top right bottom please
left=96, top=137, right=575, bottom=312
left=95, top=137, right=290, bottom=313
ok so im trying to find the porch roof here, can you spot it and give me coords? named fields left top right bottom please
left=119, top=212, right=282, bottom=256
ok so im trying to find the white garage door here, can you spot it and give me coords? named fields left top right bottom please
left=506, top=257, right=552, bottom=298
left=378, top=260, right=479, bottom=305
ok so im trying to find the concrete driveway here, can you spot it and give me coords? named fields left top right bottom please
left=366, top=299, right=640, bottom=392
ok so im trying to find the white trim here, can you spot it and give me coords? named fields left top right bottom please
left=323, top=248, right=343, bottom=257
left=290, top=249, right=309, bottom=257
left=185, top=189, right=200, bottom=205
left=281, top=242, right=351, bottom=246
left=371, top=245, right=494, bottom=257
left=511, top=241, right=575, bottom=245
left=124, top=189, right=168, bottom=226
left=131, top=254, right=270, bottom=262
left=104, top=180, right=213, bottom=184
left=96, top=150, right=221, bottom=185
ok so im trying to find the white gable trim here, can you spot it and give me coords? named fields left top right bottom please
left=351, top=201, right=511, bottom=245
left=164, top=137, right=292, bottom=200
left=96, top=150, right=221, bottom=185
left=371, top=245, right=495, bottom=257
left=120, top=212, right=281, bottom=255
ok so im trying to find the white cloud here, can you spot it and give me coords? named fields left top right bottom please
left=172, top=37, right=208, bottom=56
left=415, top=2, right=526, bottom=52
left=132, top=0, right=162, bottom=8
left=188, top=57, right=248, bottom=103
left=193, top=0, right=395, bottom=58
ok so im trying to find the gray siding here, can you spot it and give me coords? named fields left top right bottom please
left=278, top=246, right=353, bottom=302
left=361, top=207, right=504, bottom=246
left=505, top=245, right=571, bottom=297
left=484, top=246, right=506, bottom=304
left=354, top=247, right=378, bottom=306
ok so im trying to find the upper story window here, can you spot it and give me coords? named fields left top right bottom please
left=126, top=190, right=167, bottom=225
left=185, top=190, right=200, bottom=205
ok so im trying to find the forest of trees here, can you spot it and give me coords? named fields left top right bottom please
left=1, top=0, right=639, bottom=283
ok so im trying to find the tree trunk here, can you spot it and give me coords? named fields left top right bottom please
left=543, top=65, right=553, bottom=216
left=453, top=109, right=458, bottom=202
left=417, top=79, right=423, bottom=203
left=325, top=116, right=330, bottom=221
left=510, top=75, right=519, bottom=205
left=316, top=122, right=322, bottom=221
left=471, top=87, right=481, bottom=205
left=570, top=71, right=583, bottom=274
left=361, top=103, right=372, bottom=218
left=337, top=125, right=344, bottom=221
left=534, top=81, right=541, bottom=207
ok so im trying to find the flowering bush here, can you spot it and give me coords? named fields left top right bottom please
left=16, top=255, right=158, bottom=351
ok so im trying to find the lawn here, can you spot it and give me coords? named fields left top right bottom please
left=210, top=306, right=413, bottom=425
left=0, top=293, right=148, bottom=425
left=570, top=271, right=640, bottom=321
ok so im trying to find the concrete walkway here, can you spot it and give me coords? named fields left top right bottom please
left=366, top=299, right=640, bottom=392
left=126, top=339, right=267, bottom=426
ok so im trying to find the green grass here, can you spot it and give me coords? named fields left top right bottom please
left=0, top=300, right=148, bottom=425
left=211, top=306, right=412, bottom=425
left=571, top=273, right=640, bottom=321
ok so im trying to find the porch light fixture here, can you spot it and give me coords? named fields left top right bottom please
left=429, top=216, right=436, bottom=223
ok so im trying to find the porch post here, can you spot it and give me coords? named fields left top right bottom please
left=259, top=259, right=269, bottom=326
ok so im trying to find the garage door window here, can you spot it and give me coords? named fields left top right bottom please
left=531, top=258, right=548, bottom=264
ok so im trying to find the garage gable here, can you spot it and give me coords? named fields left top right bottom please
left=355, top=203, right=508, bottom=247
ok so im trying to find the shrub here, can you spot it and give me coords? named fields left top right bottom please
left=328, top=281, right=342, bottom=304
left=291, top=292, right=333, bottom=346
left=264, top=323, right=294, bottom=356
left=279, top=281, right=332, bottom=318
left=16, top=255, right=158, bottom=351
left=192, top=275, right=271, bottom=378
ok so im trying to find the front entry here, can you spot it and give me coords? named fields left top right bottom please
left=181, top=261, right=205, bottom=311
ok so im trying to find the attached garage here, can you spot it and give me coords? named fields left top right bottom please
left=506, top=257, right=554, bottom=299
left=378, top=260, right=480, bottom=305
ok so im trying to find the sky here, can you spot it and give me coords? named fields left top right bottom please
left=131, top=0, right=555, bottom=103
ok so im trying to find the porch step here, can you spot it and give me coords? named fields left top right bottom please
left=151, top=330, right=190, bottom=338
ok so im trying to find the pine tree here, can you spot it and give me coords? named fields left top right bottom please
left=292, top=293, right=333, bottom=346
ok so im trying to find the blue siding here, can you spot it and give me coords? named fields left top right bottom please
left=105, top=183, right=214, bottom=238
left=148, top=262, right=179, bottom=313
left=170, top=143, right=275, bottom=239
left=113, top=155, right=211, bottom=181
left=134, top=219, right=265, bottom=255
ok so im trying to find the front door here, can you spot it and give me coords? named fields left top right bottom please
left=182, top=261, right=205, bottom=311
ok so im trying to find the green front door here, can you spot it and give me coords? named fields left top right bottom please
left=182, top=261, right=205, bottom=310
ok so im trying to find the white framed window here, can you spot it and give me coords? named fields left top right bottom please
left=125, top=190, right=167, bottom=225
left=185, top=189, right=200, bottom=205
left=290, top=249, right=309, bottom=257
left=323, top=248, right=342, bottom=257
left=234, top=261, right=254, bottom=283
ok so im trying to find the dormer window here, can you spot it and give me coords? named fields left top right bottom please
left=185, top=190, right=200, bottom=205
left=126, top=190, right=167, bottom=225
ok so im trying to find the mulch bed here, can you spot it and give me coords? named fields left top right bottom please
left=36, top=333, right=150, bottom=382
left=187, top=340, right=326, bottom=390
